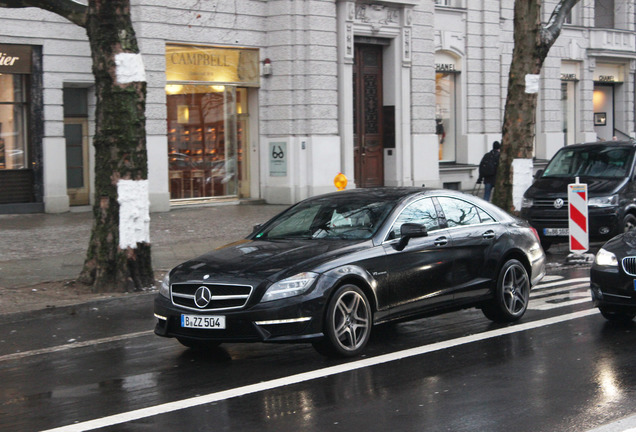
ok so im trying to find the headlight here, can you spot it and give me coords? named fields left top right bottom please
left=159, top=273, right=170, bottom=298
left=589, top=194, right=618, bottom=208
left=595, top=248, right=618, bottom=267
left=521, top=197, right=533, bottom=208
left=261, top=272, right=318, bottom=302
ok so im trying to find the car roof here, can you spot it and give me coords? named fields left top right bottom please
left=303, top=187, right=497, bottom=207
left=561, top=140, right=636, bottom=149
left=306, top=187, right=435, bottom=202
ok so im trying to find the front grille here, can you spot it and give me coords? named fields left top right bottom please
left=622, top=257, right=636, bottom=276
left=533, top=198, right=569, bottom=208
left=171, top=282, right=253, bottom=311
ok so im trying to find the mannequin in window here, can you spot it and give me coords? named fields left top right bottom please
left=436, top=118, right=445, bottom=160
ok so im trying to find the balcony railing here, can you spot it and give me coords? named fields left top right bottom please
left=589, top=29, right=636, bottom=53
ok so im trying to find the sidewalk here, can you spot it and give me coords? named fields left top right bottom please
left=0, top=202, right=288, bottom=314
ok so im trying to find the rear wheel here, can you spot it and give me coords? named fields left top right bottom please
left=599, top=308, right=636, bottom=323
left=313, top=284, right=372, bottom=358
left=482, top=259, right=530, bottom=323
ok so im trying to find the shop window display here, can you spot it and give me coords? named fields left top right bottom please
left=166, top=85, right=246, bottom=200
left=435, top=71, right=456, bottom=162
left=0, top=73, right=29, bottom=171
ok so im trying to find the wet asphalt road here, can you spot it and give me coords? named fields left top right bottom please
left=3, top=248, right=636, bottom=432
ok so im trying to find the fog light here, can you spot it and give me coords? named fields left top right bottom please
left=599, top=227, right=610, bottom=235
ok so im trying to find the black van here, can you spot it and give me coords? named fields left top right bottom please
left=520, top=140, right=636, bottom=251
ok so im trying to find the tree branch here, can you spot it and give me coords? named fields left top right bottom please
left=0, top=0, right=87, bottom=27
left=542, top=0, right=580, bottom=47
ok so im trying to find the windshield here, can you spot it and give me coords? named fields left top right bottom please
left=253, top=195, right=396, bottom=240
left=542, top=145, right=633, bottom=178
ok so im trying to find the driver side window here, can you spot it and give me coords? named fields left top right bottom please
left=389, top=198, right=439, bottom=239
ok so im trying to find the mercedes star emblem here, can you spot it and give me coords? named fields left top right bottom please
left=553, top=198, right=564, bottom=209
left=194, top=286, right=212, bottom=308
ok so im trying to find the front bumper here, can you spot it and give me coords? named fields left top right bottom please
left=521, top=206, right=620, bottom=243
left=590, top=266, right=636, bottom=312
left=154, top=293, right=326, bottom=344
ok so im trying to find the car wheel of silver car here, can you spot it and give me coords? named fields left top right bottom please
left=599, top=308, right=636, bottom=323
left=482, top=259, right=530, bottom=323
left=622, top=214, right=636, bottom=233
left=313, top=284, right=372, bottom=358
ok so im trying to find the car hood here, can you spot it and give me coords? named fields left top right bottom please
left=524, top=176, right=626, bottom=198
left=169, top=238, right=372, bottom=283
left=603, top=229, right=636, bottom=252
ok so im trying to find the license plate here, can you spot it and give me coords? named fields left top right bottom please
left=181, top=314, right=226, bottom=329
left=543, top=228, right=568, bottom=236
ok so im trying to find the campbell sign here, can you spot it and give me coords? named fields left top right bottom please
left=0, top=45, right=32, bottom=74
left=166, top=44, right=259, bottom=86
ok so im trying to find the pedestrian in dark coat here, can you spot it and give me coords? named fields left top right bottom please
left=477, top=141, right=501, bottom=201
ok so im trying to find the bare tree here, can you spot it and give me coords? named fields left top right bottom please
left=1, top=0, right=154, bottom=292
left=493, top=0, right=581, bottom=213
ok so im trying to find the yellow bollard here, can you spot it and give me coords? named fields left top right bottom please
left=334, top=173, right=348, bottom=190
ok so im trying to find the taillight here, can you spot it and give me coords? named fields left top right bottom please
left=530, top=227, right=540, bottom=242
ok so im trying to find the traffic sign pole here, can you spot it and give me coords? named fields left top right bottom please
left=568, top=178, right=589, bottom=253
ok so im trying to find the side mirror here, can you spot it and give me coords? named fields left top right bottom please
left=396, top=223, right=428, bottom=251
left=534, top=169, right=544, bottom=179
left=252, top=224, right=263, bottom=234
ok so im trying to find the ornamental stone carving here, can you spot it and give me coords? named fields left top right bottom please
left=355, top=4, right=399, bottom=32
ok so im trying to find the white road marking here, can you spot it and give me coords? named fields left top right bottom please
left=530, top=296, right=591, bottom=311
left=531, top=282, right=589, bottom=297
left=533, top=277, right=589, bottom=290
left=586, top=413, right=636, bottom=432
left=0, top=331, right=154, bottom=363
left=40, top=309, right=600, bottom=432
left=529, top=277, right=591, bottom=310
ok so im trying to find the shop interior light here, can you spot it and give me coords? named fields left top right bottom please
left=165, top=84, right=183, bottom=95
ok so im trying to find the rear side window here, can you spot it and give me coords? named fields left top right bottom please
left=436, top=197, right=481, bottom=227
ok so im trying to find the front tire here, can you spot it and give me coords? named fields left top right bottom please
left=482, top=259, right=530, bottom=323
left=599, top=308, right=636, bottom=323
left=313, top=284, right=372, bottom=358
left=622, top=213, right=636, bottom=233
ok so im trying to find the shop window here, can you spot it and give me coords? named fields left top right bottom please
left=436, top=71, right=457, bottom=162
left=166, top=85, right=246, bottom=200
left=561, top=81, right=577, bottom=146
left=64, top=87, right=90, bottom=206
left=0, top=74, right=29, bottom=170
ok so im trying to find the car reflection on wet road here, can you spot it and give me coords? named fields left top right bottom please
left=2, top=254, right=636, bottom=432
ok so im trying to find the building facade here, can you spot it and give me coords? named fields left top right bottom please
left=0, top=0, right=634, bottom=214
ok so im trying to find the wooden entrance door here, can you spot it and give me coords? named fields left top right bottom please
left=353, top=44, right=384, bottom=188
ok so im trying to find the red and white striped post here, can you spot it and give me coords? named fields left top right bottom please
left=568, top=178, right=589, bottom=253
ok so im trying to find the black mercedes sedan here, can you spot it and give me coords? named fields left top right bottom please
left=154, top=187, right=546, bottom=357
left=591, top=230, right=636, bottom=322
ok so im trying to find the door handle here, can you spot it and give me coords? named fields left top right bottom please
left=482, top=230, right=496, bottom=239
left=434, top=236, right=448, bottom=246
